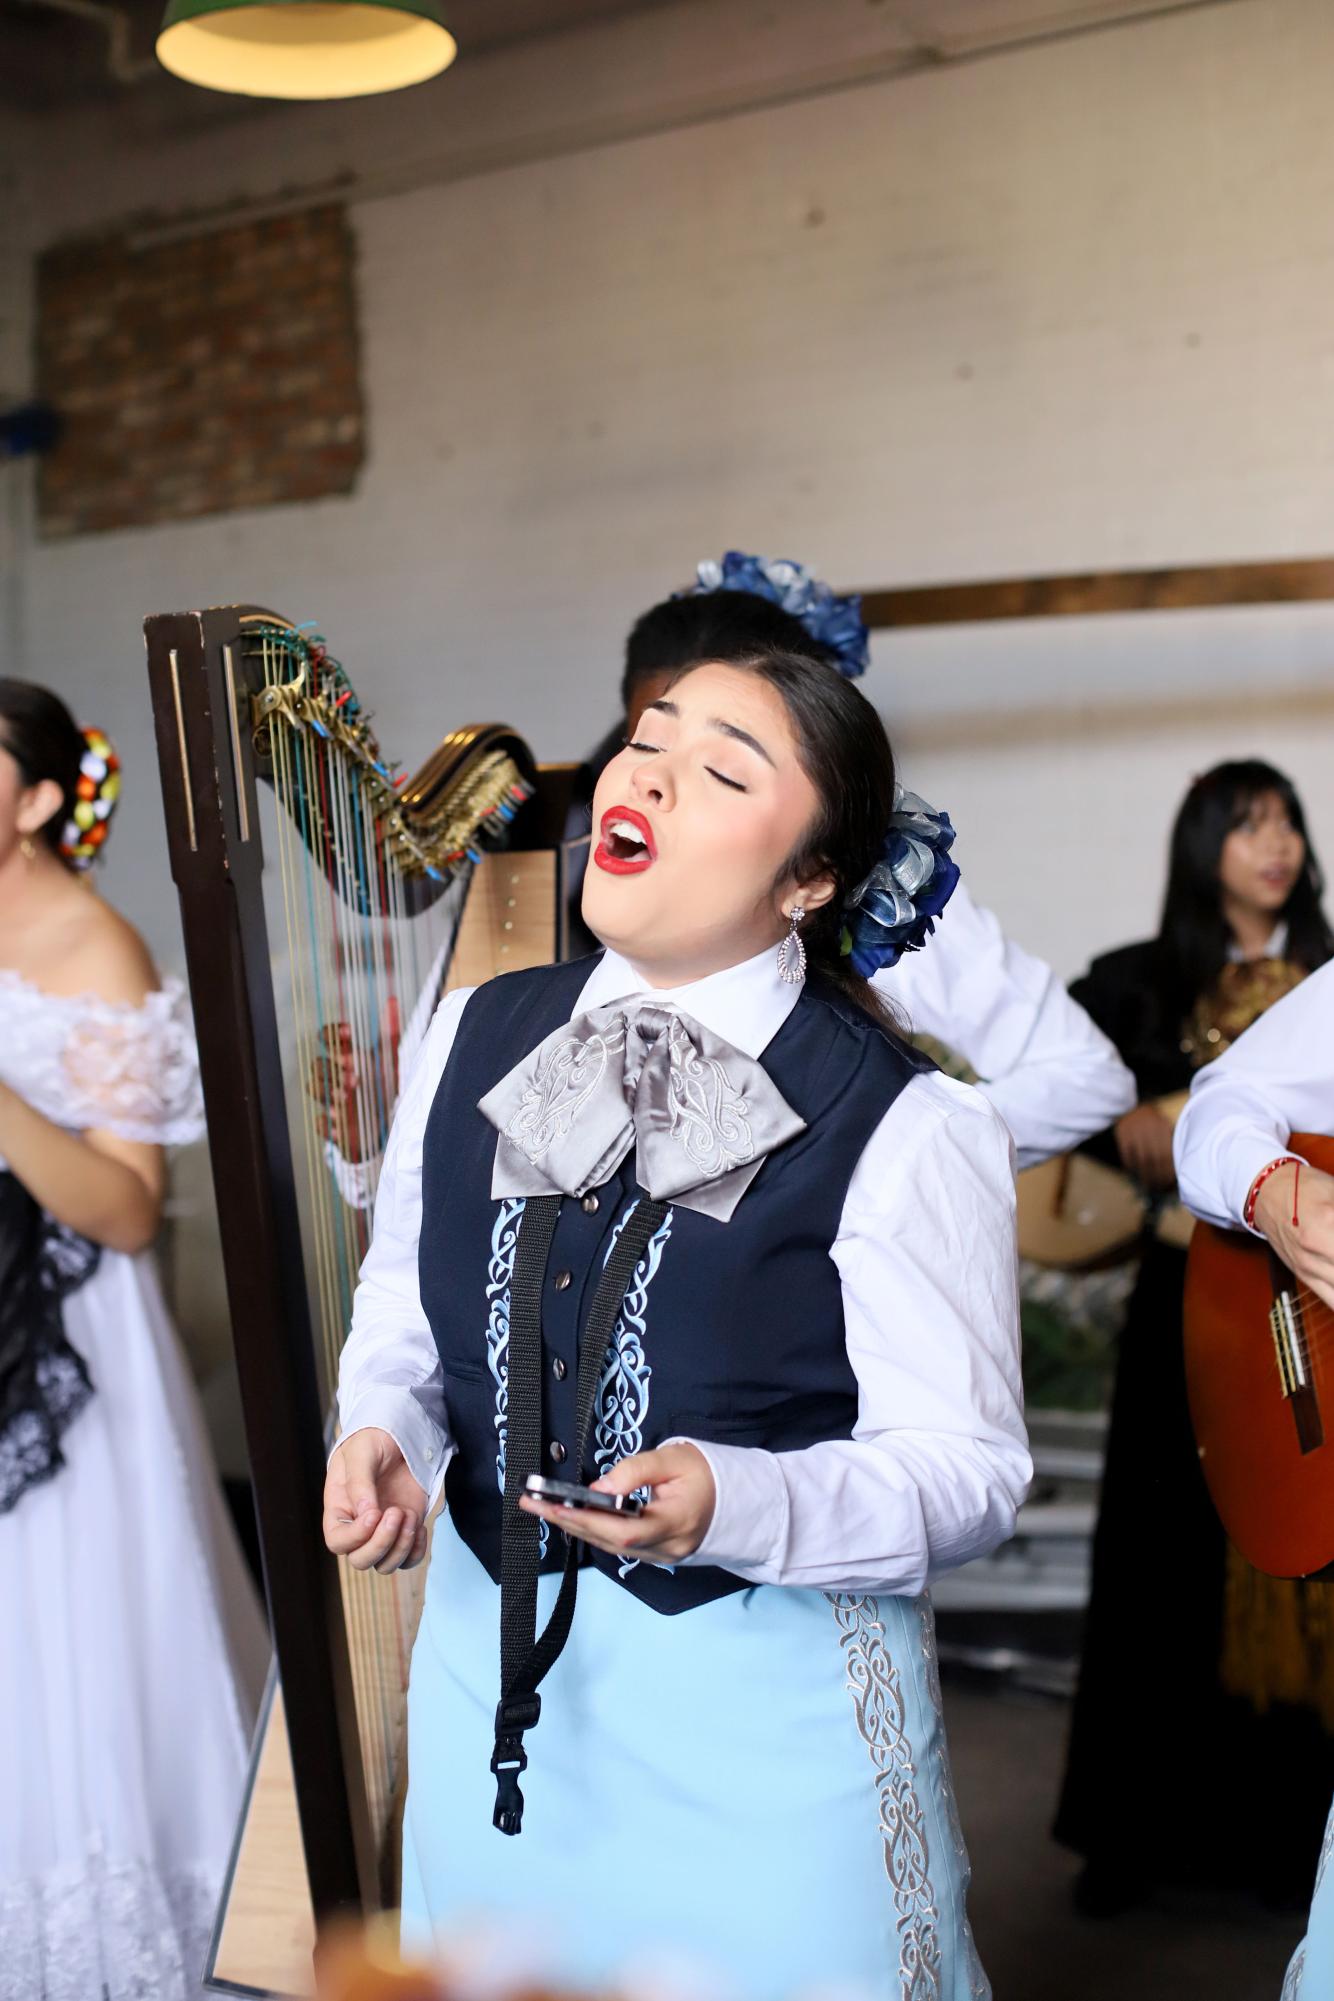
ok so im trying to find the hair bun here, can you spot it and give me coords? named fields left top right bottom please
left=60, top=726, right=120, bottom=870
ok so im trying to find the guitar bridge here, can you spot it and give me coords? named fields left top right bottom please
left=1270, top=1289, right=1309, bottom=1398
left=1272, top=1288, right=1312, bottom=1400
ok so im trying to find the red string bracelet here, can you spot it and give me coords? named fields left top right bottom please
left=1244, top=1154, right=1302, bottom=1230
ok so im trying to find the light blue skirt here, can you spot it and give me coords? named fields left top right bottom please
left=1283, top=1802, right=1334, bottom=1998
left=401, top=1519, right=988, bottom=2001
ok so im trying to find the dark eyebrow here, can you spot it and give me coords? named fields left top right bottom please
left=711, top=719, right=774, bottom=767
left=641, top=698, right=774, bottom=768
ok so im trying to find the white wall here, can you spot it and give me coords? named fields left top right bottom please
left=4, top=0, right=1334, bottom=1401
left=6, top=0, right=1334, bottom=980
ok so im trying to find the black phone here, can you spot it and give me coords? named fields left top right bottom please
left=524, top=1474, right=645, bottom=1518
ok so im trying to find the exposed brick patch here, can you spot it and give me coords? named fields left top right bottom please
left=36, top=205, right=364, bottom=538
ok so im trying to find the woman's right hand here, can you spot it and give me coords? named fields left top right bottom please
left=1114, top=1101, right=1178, bottom=1192
left=323, top=1427, right=429, bottom=1572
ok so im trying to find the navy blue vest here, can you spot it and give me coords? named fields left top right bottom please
left=419, top=956, right=931, bottom=1614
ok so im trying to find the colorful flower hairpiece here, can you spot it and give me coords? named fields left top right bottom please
left=61, top=727, right=120, bottom=870
left=841, top=788, right=960, bottom=977
left=685, top=550, right=870, bottom=679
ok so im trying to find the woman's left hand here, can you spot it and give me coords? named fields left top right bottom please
left=518, top=1442, right=716, bottom=1565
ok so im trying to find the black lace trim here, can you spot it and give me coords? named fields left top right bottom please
left=0, top=1174, right=100, bottom=1515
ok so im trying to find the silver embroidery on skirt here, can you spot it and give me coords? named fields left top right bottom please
left=1316, top=1803, right=1334, bottom=1895
left=829, top=1592, right=943, bottom=2001
left=1281, top=1946, right=1306, bottom=2000
left=918, top=1596, right=988, bottom=1999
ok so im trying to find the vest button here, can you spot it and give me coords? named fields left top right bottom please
left=553, top=1269, right=572, bottom=1292
left=581, top=1193, right=600, bottom=1215
left=550, top=1441, right=567, bottom=1464
left=552, top=1357, right=567, bottom=1381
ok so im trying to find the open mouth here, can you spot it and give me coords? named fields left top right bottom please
left=594, top=805, right=657, bottom=875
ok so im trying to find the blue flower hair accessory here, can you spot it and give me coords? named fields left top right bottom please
left=686, top=551, right=870, bottom=679
left=841, top=788, right=960, bottom=977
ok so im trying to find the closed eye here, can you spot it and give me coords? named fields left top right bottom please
left=625, top=738, right=664, bottom=755
left=707, top=768, right=747, bottom=792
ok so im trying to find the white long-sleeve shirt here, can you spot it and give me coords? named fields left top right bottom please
left=875, top=879, right=1135, bottom=1170
left=337, top=945, right=1031, bottom=1598
left=1175, top=958, right=1334, bottom=1231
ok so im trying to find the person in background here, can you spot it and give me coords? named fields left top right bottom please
left=576, top=553, right=1136, bottom=1167
left=1174, top=958, right=1334, bottom=1999
left=1053, top=761, right=1334, bottom=1915
left=0, top=681, right=267, bottom=2001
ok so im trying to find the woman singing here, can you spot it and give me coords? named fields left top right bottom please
left=0, top=682, right=267, bottom=2001
left=1054, top=759, right=1334, bottom=1914
left=327, top=642, right=1028, bottom=1998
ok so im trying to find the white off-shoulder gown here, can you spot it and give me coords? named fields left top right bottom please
left=0, top=973, right=268, bottom=2001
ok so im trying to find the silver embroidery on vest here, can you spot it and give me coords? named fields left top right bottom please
left=829, top=1592, right=943, bottom=2000
left=484, top=1196, right=546, bottom=1554
left=594, top=1199, right=675, bottom=1578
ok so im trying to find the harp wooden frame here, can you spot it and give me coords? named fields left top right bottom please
left=145, top=606, right=573, bottom=1994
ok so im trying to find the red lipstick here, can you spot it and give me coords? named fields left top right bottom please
left=594, top=805, right=657, bottom=875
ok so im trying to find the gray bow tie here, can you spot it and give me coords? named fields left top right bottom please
left=478, top=1001, right=806, bottom=1223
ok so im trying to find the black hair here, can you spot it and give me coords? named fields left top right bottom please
left=661, top=644, right=898, bottom=1026
left=1156, top=758, right=1333, bottom=1015
left=584, top=588, right=839, bottom=786
left=621, top=590, right=837, bottom=711
left=0, top=679, right=83, bottom=861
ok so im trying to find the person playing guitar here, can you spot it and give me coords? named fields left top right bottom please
left=1053, top=761, right=1334, bottom=1916
left=1175, top=956, right=1334, bottom=1999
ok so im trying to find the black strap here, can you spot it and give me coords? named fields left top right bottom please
left=491, top=1192, right=670, bottom=1834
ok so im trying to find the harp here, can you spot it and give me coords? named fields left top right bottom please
left=145, top=608, right=580, bottom=1996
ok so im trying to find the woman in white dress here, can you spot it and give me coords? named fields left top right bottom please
left=0, top=681, right=268, bottom=2001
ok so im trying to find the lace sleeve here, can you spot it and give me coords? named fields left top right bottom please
left=58, top=978, right=205, bottom=1146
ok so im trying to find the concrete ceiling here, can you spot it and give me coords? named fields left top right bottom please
left=0, top=0, right=672, bottom=110
left=0, top=0, right=1225, bottom=117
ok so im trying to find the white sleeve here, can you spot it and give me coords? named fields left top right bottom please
left=1174, top=962, right=1334, bottom=1231
left=335, top=986, right=476, bottom=1505
left=874, top=879, right=1135, bottom=1170
left=679, top=1074, right=1032, bottom=1595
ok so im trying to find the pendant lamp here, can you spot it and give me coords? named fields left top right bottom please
left=156, top=0, right=456, bottom=99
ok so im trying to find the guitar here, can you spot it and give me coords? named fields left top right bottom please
left=1015, top=1091, right=1189, bottom=1271
left=1184, top=1135, right=1334, bottom=1579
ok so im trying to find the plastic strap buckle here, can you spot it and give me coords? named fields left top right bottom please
left=491, top=1694, right=543, bottom=1835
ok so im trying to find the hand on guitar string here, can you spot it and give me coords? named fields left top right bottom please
left=1253, top=1162, right=1334, bottom=1315
left=324, top=1426, right=429, bottom=1572
left=518, top=1441, right=717, bottom=1566
left=1114, top=1101, right=1178, bottom=1193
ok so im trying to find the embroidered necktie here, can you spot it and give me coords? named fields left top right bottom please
left=478, top=1000, right=806, bottom=1223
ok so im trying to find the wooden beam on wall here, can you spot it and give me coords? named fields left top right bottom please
left=859, top=558, right=1334, bottom=631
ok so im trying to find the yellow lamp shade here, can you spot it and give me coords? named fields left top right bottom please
left=157, top=0, right=456, bottom=99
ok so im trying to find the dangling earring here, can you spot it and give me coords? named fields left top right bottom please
left=777, top=906, right=807, bottom=985
left=19, top=837, right=36, bottom=866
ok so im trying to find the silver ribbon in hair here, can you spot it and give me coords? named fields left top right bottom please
left=478, top=1002, right=806, bottom=1223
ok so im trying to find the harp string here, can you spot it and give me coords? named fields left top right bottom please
left=240, top=617, right=536, bottom=1882
left=258, top=630, right=447, bottom=1863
